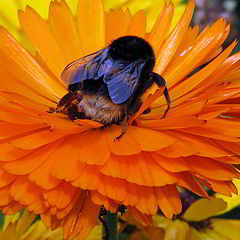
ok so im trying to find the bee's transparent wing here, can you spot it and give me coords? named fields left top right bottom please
left=103, top=60, right=146, bottom=104
left=61, top=48, right=110, bottom=85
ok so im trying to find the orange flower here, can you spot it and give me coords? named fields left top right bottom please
left=0, top=0, right=240, bottom=239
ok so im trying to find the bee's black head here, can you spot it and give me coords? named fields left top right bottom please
left=108, top=36, right=155, bottom=63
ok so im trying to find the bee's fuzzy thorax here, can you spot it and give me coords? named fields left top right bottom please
left=108, top=36, right=155, bottom=63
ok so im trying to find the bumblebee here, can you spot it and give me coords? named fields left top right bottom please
left=55, top=36, right=171, bottom=140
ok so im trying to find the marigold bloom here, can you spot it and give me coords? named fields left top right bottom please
left=0, top=0, right=240, bottom=239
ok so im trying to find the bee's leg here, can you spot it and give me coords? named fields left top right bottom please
left=114, top=105, right=128, bottom=142
left=150, top=72, right=172, bottom=118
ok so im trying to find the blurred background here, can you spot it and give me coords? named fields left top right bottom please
left=192, top=0, right=240, bottom=52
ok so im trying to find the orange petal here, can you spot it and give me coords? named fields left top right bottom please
left=106, top=125, right=141, bottom=155
left=159, top=141, right=197, bottom=158
left=41, top=209, right=52, bottom=229
left=63, top=191, right=100, bottom=240
left=43, top=181, right=77, bottom=209
left=10, top=129, right=67, bottom=150
left=105, top=9, right=131, bottom=44
left=0, top=170, right=17, bottom=187
left=129, top=152, right=178, bottom=186
left=135, top=186, right=158, bottom=215
left=70, top=193, right=100, bottom=239
left=163, top=18, right=228, bottom=87
left=0, top=91, right=52, bottom=113
left=149, top=100, right=205, bottom=120
left=0, top=122, right=48, bottom=143
left=0, top=27, right=65, bottom=99
left=148, top=2, right=174, bottom=54
left=131, top=88, right=164, bottom=122
left=138, top=116, right=205, bottom=129
left=71, top=165, right=101, bottom=190
left=50, top=130, right=110, bottom=167
left=28, top=148, right=62, bottom=190
left=154, top=187, right=174, bottom=218
left=100, top=154, right=129, bottom=180
left=128, top=206, right=153, bottom=226
left=10, top=175, right=42, bottom=205
left=77, top=0, right=105, bottom=55
left=91, top=190, right=118, bottom=212
left=178, top=127, right=239, bottom=142
left=125, top=10, right=146, bottom=38
left=19, top=6, right=67, bottom=78
left=0, top=143, right=33, bottom=162
left=207, top=179, right=234, bottom=196
left=173, top=25, right=200, bottom=59
left=28, top=197, right=48, bottom=214
left=155, top=0, right=195, bottom=75
left=49, top=0, right=83, bottom=63
left=165, top=131, right=231, bottom=157
left=0, top=70, right=55, bottom=107
left=4, top=139, right=64, bottom=175
left=57, top=190, right=81, bottom=219
left=199, top=108, right=232, bottom=121
left=213, top=140, right=240, bottom=156
left=162, top=185, right=182, bottom=214
left=123, top=182, right=140, bottom=206
left=0, top=185, right=13, bottom=206
left=128, top=127, right=176, bottom=151
left=150, top=153, right=191, bottom=172
left=185, top=156, right=240, bottom=181
left=177, top=172, right=209, bottom=198
left=50, top=154, right=86, bottom=182
left=97, top=175, right=127, bottom=203
left=203, top=118, right=240, bottom=137
left=168, top=40, right=237, bottom=101
left=3, top=201, right=24, bottom=214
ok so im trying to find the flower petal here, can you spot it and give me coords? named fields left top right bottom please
left=183, top=198, right=227, bottom=222
left=105, top=9, right=131, bottom=44
left=91, top=190, right=118, bottom=212
left=125, top=10, right=146, bottom=38
left=106, top=125, right=141, bottom=155
left=129, top=127, right=176, bottom=151
left=164, top=220, right=189, bottom=240
left=211, top=219, right=240, bottom=240
left=77, top=0, right=105, bottom=55
left=165, top=131, right=232, bottom=158
left=19, top=6, right=67, bottom=78
left=49, top=0, right=83, bottom=63
left=147, top=2, right=174, bottom=54
left=0, top=170, right=17, bottom=188
left=0, top=26, right=65, bottom=100
left=71, top=165, right=101, bottom=190
left=0, top=185, right=13, bottom=206
left=185, top=156, right=240, bottom=181
left=63, top=191, right=100, bottom=240
left=4, top=139, right=63, bottom=175
left=43, top=181, right=77, bottom=209
left=155, top=0, right=195, bottom=75
left=10, top=175, right=42, bottom=205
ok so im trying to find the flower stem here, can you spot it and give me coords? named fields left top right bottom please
left=103, top=212, right=118, bottom=240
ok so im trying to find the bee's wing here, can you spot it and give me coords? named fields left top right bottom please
left=103, top=60, right=146, bottom=104
left=61, top=48, right=109, bottom=85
